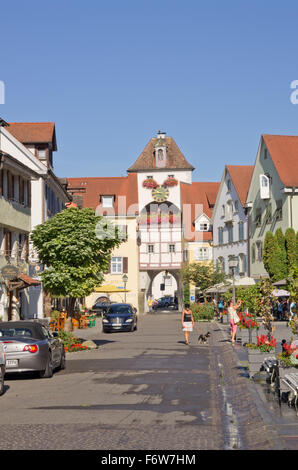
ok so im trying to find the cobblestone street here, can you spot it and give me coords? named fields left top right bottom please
left=0, top=312, right=297, bottom=451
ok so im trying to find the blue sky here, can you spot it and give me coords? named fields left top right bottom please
left=1, top=0, right=298, bottom=182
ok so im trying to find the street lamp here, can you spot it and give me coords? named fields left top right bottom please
left=228, top=256, right=238, bottom=304
left=122, top=274, right=128, bottom=303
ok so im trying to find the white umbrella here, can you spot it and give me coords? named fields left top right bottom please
left=272, top=289, right=290, bottom=297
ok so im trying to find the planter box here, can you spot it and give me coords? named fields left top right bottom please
left=248, top=349, right=275, bottom=377
left=240, top=328, right=258, bottom=345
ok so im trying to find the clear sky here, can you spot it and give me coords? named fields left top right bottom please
left=1, top=0, right=298, bottom=183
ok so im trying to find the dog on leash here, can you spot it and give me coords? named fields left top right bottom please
left=198, top=331, right=211, bottom=344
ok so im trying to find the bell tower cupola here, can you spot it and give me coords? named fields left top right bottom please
left=154, top=130, right=167, bottom=168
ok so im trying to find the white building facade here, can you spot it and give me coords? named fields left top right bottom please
left=212, top=165, right=254, bottom=277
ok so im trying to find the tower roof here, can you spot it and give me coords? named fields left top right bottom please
left=127, top=135, right=194, bottom=172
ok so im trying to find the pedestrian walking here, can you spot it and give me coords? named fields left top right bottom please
left=218, top=298, right=224, bottom=320
left=227, top=299, right=242, bottom=344
left=181, top=303, right=197, bottom=345
left=147, top=297, right=153, bottom=313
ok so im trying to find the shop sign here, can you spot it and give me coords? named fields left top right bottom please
left=1, top=265, right=18, bottom=280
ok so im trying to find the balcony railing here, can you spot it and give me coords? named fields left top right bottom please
left=138, top=213, right=181, bottom=226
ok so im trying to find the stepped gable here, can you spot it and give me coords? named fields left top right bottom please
left=127, top=135, right=194, bottom=172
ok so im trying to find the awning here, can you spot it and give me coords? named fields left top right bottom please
left=7, top=273, right=41, bottom=291
left=272, top=289, right=290, bottom=297
left=94, top=285, right=130, bottom=293
left=206, top=277, right=256, bottom=293
left=273, top=279, right=287, bottom=286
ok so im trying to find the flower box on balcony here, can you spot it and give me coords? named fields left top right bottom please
left=142, top=178, right=158, bottom=189
left=163, top=177, right=178, bottom=187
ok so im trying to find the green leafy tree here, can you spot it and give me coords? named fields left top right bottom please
left=30, top=207, right=123, bottom=316
left=182, top=262, right=226, bottom=301
left=263, top=231, right=286, bottom=281
left=223, top=284, right=261, bottom=314
left=275, top=228, right=288, bottom=278
left=259, top=278, right=274, bottom=338
left=285, top=228, right=297, bottom=275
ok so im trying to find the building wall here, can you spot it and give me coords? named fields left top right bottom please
left=85, top=217, right=139, bottom=311
left=247, top=139, right=293, bottom=278
left=137, top=169, right=192, bottom=213
left=213, top=169, right=249, bottom=276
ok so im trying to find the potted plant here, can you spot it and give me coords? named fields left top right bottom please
left=238, top=312, right=260, bottom=345
left=221, top=309, right=228, bottom=324
left=163, top=177, right=178, bottom=187
left=276, top=341, right=298, bottom=394
left=246, top=335, right=277, bottom=377
left=142, top=178, right=158, bottom=189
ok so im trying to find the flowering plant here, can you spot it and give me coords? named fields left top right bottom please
left=246, top=335, right=277, bottom=352
left=142, top=178, right=158, bottom=189
left=277, top=341, right=298, bottom=367
left=65, top=343, right=89, bottom=353
left=163, top=177, right=178, bottom=187
left=239, top=312, right=260, bottom=330
left=138, top=213, right=180, bottom=225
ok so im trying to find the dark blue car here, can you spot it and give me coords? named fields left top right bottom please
left=102, top=303, right=138, bottom=333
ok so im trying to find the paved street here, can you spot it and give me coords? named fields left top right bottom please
left=0, top=312, right=297, bottom=450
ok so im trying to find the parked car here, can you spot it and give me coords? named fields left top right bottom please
left=153, top=296, right=178, bottom=310
left=102, top=303, right=138, bottom=333
left=0, top=320, right=65, bottom=378
left=91, top=300, right=117, bottom=316
left=0, top=341, right=6, bottom=395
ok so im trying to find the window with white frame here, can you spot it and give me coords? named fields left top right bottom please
left=169, top=244, right=175, bottom=253
left=111, top=256, right=123, bottom=274
left=148, top=244, right=154, bottom=253
left=198, top=248, right=209, bottom=260
left=101, top=196, right=114, bottom=208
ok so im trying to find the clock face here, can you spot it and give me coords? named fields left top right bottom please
left=151, top=185, right=169, bottom=202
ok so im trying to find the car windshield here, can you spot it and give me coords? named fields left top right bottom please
left=0, top=327, right=33, bottom=338
left=107, top=305, right=132, bottom=315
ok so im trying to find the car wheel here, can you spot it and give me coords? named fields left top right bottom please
left=134, top=322, right=138, bottom=331
left=0, top=367, right=4, bottom=396
left=57, top=349, right=66, bottom=371
left=39, top=352, right=54, bottom=378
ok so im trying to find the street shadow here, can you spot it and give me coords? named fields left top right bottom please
left=1, top=384, right=10, bottom=395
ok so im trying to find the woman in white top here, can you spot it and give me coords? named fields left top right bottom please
left=227, top=299, right=243, bottom=344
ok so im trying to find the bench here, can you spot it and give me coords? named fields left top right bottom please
left=281, top=373, right=298, bottom=408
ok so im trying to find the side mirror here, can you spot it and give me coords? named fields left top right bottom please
left=51, top=332, right=59, bottom=338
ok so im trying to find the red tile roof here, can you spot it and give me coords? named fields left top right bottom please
left=262, top=134, right=298, bottom=187
left=66, top=173, right=139, bottom=215
left=226, top=165, right=254, bottom=206
left=18, top=273, right=41, bottom=286
left=181, top=181, right=220, bottom=241
left=7, top=122, right=57, bottom=150
left=127, top=136, right=194, bottom=172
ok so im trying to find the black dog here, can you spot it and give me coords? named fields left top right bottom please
left=198, top=331, right=211, bottom=344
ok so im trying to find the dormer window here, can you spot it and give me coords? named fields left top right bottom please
left=39, top=148, right=46, bottom=159
left=101, top=196, right=114, bottom=208
left=260, top=174, right=270, bottom=199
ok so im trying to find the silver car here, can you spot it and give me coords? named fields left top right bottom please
left=0, top=320, right=65, bottom=378
left=0, top=342, right=5, bottom=395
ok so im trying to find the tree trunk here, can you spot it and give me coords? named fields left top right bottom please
left=67, top=297, right=77, bottom=318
